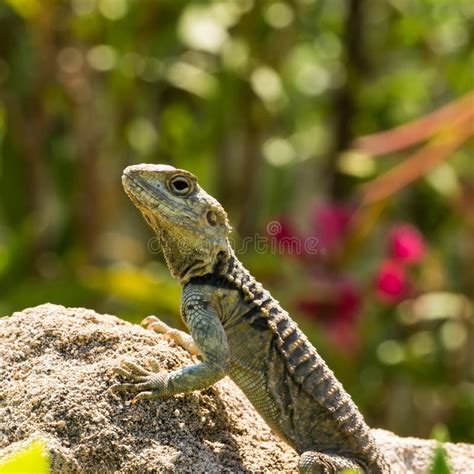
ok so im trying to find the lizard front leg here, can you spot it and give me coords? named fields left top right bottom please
left=110, top=293, right=229, bottom=402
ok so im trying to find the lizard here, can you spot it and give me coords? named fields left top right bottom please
left=110, top=163, right=390, bottom=473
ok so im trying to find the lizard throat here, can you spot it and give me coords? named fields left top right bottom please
left=178, top=249, right=230, bottom=285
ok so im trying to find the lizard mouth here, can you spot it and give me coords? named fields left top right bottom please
left=122, top=172, right=162, bottom=209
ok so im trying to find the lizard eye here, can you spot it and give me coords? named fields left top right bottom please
left=169, top=175, right=192, bottom=196
left=206, top=210, right=218, bottom=226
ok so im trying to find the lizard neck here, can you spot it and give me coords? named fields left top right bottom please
left=176, top=237, right=234, bottom=285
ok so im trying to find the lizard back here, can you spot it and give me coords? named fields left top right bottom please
left=193, top=250, right=387, bottom=472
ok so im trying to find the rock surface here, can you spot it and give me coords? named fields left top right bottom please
left=0, top=304, right=472, bottom=473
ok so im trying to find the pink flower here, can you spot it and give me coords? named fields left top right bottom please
left=376, top=259, right=406, bottom=303
left=267, top=217, right=311, bottom=259
left=389, top=224, right=426, bottom=264
left=269, top=217, right=296, bottom=243
left=335, top=279, right=361, bottom=322
left=313, top=203, right=353, bottom=255
left=297, top=300, right=319, bottom=317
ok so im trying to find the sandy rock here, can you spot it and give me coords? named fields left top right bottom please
left=0, top=304, right=473, bottom=473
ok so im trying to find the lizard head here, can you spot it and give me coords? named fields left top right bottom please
left=122, top=163, right=232, bottom=283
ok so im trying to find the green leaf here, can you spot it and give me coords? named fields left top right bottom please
left=0, top=440, right=49, bottom=474
left=429, top=444, right=452, bottom=474
left=4, top=0, right=41, bottom=19
left=431, top=423, right=450, bottom=443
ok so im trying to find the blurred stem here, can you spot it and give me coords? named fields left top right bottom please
left=215, top=73, right=239, bottom=216
left=5, top=9, right=56, bottom=274
left=62, top=46, right=103, bottom=265
left=75, top=99, right=102, bottom=265
left=326, top=0, right=367, bottom=199
left=232, top=6, right=267, bottom=238
left=237, top=99, right=262, bottom=238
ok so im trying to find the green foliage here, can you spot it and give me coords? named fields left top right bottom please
left=0, top=440, right=49, bottom=474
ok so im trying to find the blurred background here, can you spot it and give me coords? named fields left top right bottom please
left=0, top=0, right=473, bottom=443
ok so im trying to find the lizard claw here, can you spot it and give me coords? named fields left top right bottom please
left=141, top=315, right=160, bottom=328
left=131, top=391, right=157, bottom=403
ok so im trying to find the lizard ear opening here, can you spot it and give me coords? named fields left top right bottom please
left=206, top=210, right=218, bottom=226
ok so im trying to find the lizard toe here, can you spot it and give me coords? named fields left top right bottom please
left=121, top=360, right=151, bottom=376
left=131, top=391, right=161, bottom=403
left=146, top=358, right=161, bottom=372
left=141, top=315, right=163, bottom=329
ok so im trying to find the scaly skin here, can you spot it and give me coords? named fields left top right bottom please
left=110, top=164, right=389, bottom=473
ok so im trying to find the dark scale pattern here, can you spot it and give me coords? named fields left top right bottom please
left=211, top=252, right=389, bottom=473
